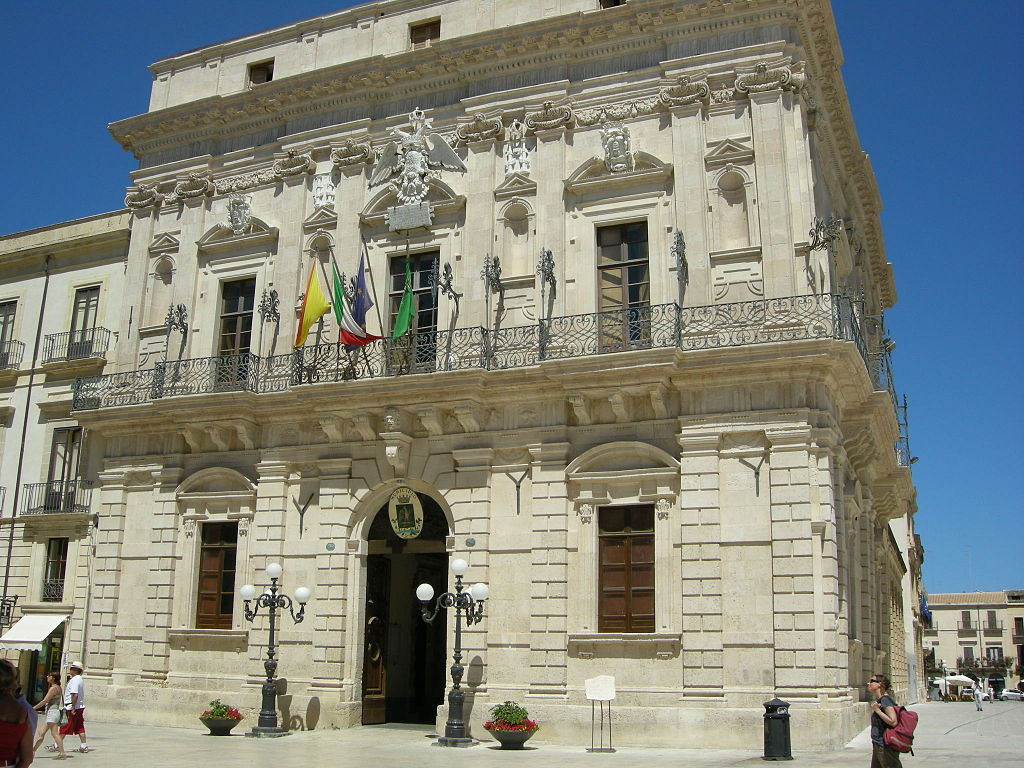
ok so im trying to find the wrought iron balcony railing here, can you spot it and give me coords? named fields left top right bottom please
left=958, top=621, right=977, bottom=631
left=0, top=340, right=25, bottom=371
left=43, top=327, right=111, bottom=364
left=74, top=294, right=896, bottom=415
left=20, top=480, right=92, bottom=516
left=41, top=579, right=65, bottom=602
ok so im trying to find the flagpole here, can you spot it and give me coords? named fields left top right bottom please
left=360, top=232, right=387, bottom=336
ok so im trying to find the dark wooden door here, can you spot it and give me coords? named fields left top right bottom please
left=361, top=556, right=390, bottom=724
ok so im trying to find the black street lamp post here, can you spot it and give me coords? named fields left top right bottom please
left=239, top=562, right=311, bottom=738
left=416, top=558, right=489, bottom=747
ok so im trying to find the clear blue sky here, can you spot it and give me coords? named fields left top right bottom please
left=1, top=2, right=1020, bottom=594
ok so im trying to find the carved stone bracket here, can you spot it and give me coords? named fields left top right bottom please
left=124, top=183, right=164, bottom=211
left=350, top=413, right=377, bottom=442
left=455, top=113, right=504, bottom=145
left=649, top=383, right=669, bottom=419
left=734, top=60, right=808, bottom=95
left=330, top=138, right=374, bottom=168
left=576, top=502, right=594, bottom=524
left=415, top=406, right=445, bottom=437
left=525, top=101, right=575, bottom=133
left=319, top=414, right=348, bottom=443
left=567, top=393, right=592, bottom=426
left=453, top=405, right=482, bottom=434
left=273, top=150, right=315, bottom=179
left=380, top=432, right=412, bottom=477
left=608, top=391, right=630, bottom=423
left=659, top=73, right=711, bottom=107
left=170, top=172, right=215, bottom=203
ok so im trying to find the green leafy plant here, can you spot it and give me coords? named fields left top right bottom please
left=201, top=699, right=243, bottom=720
left=484, top=701, right=538, bottom=732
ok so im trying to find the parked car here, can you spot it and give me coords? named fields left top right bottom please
left=998, top=688, right=1023, bottom=701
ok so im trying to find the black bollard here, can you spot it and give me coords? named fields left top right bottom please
left=762, top=697, right=793, bottom=761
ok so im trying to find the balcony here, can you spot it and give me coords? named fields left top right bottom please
left=0, top=340, right=25, bottom=371
left=982, top=622, right=1004, bottom=634
left=74, top=293, right=899, bottom=421
left=43, top=327, right=111, bottom=364
left=20, top=480, right=92, bottom=516
left=958, top=622, right=977, bottom=632
left=41, top=579, right=65, bottom=603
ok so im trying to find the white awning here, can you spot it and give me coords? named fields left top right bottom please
left=0, top=613, right=69, bottom=652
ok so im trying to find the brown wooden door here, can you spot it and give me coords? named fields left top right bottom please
left=361, top=556, right=390, bottom=724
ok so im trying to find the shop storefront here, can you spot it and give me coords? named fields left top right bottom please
left=0, top=612, right=69, bottom=704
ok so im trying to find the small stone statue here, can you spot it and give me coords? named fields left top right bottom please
left=600, top=122, right=632, bottom=173
left=503, top=119, right=530, bottom=176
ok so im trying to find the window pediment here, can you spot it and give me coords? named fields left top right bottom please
left=564, top=152, right=672, bottom=196
left=196, top=217, right=278, bottom=254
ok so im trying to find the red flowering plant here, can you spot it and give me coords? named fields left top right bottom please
left=200, top=699, right=243, bottom=720
left=483, top=701, right=539, bottom=732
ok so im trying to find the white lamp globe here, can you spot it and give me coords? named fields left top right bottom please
left=450, top=558, right=469, bottom=576
left=265, top=562, right=283, bottom=579
left=470, top=583, right=489, bottom=601
left=416, top=583, right=435, bottom=602
left=294, top=587, right=311, bottom=604
left=240, top=584, right=257, bottom=600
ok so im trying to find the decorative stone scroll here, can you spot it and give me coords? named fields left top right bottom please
left=575, top=97, right=659, bottom=127
left=525, top=101, right=575, bottom=133
left=272, top=150, right=314, bottom=178
left=216, top=169, right=276, bottom=194
left=455, top=113, right=504, bottom=145
left=124, top=183, right=163, bottom=211
left=171, top=172, right=215, bottom=202
left=659, top=73, right=711, bottom=107
left=734, top=60, right=808, bottom=95
left=330, top=138, right=374, bottom=168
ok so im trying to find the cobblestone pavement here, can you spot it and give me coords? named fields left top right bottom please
left=28, top=700, right=1023, bottom=768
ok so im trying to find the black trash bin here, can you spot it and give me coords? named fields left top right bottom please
left=763, top=697, right=793, bottom=761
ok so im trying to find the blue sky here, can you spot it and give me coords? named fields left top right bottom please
left=1, top=2, right=1020, bottom=594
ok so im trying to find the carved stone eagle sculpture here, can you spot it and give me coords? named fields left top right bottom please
left=369, top=108, right=466, bottom=205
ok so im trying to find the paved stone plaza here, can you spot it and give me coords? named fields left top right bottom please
left=29, top=701, right=1024, bottom=767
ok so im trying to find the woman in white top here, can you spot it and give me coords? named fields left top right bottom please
left=32, top=673, right=66, bottom=759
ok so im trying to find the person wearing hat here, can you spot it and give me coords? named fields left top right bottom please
left=55, top=662, right=88, bottom=754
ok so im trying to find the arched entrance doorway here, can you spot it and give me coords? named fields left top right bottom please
left=361, top=491, right=448, bottom=724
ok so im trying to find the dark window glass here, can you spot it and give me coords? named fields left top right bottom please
left=218, top=278, right=256, bottom=356
left=42, top=538, right=69, bottom=602
left=598, top=505, right=654, bottom=633
left=196, top=522, right=239, bottom=629
left=389, top=252, right=438, bottom=337
left=410, top=20, right=441, bottom=48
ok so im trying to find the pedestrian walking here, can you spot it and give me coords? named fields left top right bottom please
left=32, top=672, right=67, bottom=758
left=867, top=673, right=901, bottom=768
left=55, top=661, right=89, bottom=754
left=973, top=682, right=984, bottom=711
left=0, top=658, right=33, bottom=768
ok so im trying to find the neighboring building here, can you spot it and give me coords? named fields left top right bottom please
left=0, top=212, right=130, bottom=702
left=924, top=591, right=1024, bottom=693
left=0, top=0, right=918, bottom=750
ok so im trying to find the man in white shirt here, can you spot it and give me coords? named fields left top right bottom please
left=57, top=661, right=89, bottom=753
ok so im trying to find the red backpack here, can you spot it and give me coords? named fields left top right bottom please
left=883, top=705, right=918, bottom=754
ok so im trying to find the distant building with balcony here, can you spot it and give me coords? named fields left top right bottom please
left=924, top=590, right=1024, bottom=693
left=0, top=0, right=919, bottom=751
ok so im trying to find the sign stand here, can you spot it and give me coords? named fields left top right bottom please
left=584, top=675, right=615, bottom=753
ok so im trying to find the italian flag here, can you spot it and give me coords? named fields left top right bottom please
left=334, top=259, right=380, bottom=347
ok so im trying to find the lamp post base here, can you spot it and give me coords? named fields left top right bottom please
left=433, top=736, right=478, bottom=748
left=245, top=727, right=291, bottom=739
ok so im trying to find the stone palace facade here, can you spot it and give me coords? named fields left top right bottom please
left=0, top=0, right=921, bottom=750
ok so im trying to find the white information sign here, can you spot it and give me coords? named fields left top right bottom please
left=585, top=675, right=616, bottom=702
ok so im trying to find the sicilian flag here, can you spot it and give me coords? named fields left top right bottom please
left=294, top=264, right=331, bottom=347
left=336, top=253, right=381, bottom=347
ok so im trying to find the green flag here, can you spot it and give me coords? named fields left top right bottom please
left=331, top=266, right=345, bottom=326
left=391, top=258, right=414, bottom=340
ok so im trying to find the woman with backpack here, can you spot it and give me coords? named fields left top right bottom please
left=868, top=673, right=901, bottom=767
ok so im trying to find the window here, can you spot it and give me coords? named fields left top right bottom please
left=0, top=301, right=16, bottom=367
left=69, top=286, right=99, bottom=359
left=598, top=505, right=654, bottom=632
left=42, top=538, right=68, bottom=602
left=196, top=522, right=238, bottom=629
left=600, top=0, right=627, bottom=7
left=961, top=610, right=972, bottom=629
left=388, top=252, right=439, bottom=373
left=597, top=222, right=650, bottom=351
left=986, top=610, right=998, bottom=629
left=985, top=646, right=1003, bottom=661
left=1014, top=617, right=1023, bottom=636
left=247, top=60, right=274, bottom=86
left=962, top=646, right=975, bottom=663
left=410, top=20, right=440, bottom=49
left=219, top=278, right=256, bottom=357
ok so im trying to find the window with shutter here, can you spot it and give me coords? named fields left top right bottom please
left=598, top=505, right=654, bottom=632
left=196, top=522, right=238, bottom=629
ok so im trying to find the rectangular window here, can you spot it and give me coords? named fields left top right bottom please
left=986, top=610, right=998, bottom=629
left=69, top=286, right=100, bottom=359
left=1014, top=617, right=1024, bottom=635
left=42, top=538, right=69, bottom=602
left=961, top=610, right=972, bottom=628
left=388, top=252, right=439, bottom=373
left=218, top=278, right=257, bottom=356
left=600, top=0, right=627, bottom=7
left=597, top=222, right=650, bottom=351
left=247, top=60, right=274, bottom=86
left=410, top=20, right=440, bottom=49
left=0, top=301, right=16, bottom=367
left=985, top=646, right=1003, bottom=661
left=45, top=428, right=83, bottom=512
left=598, top=505, right=654, bottom=633
left=962, top=646, right=975, bottom=663
left=196, top=522, right=238, bottom=629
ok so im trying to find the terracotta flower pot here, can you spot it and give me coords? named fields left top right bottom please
left=199, top=716, right=242, bottom=736
left=487, top=728, right=536, bottom=749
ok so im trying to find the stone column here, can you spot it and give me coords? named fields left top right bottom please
left=668, top=103, right=709, bottom=305
left=89, top=468, right=129, bottom=678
